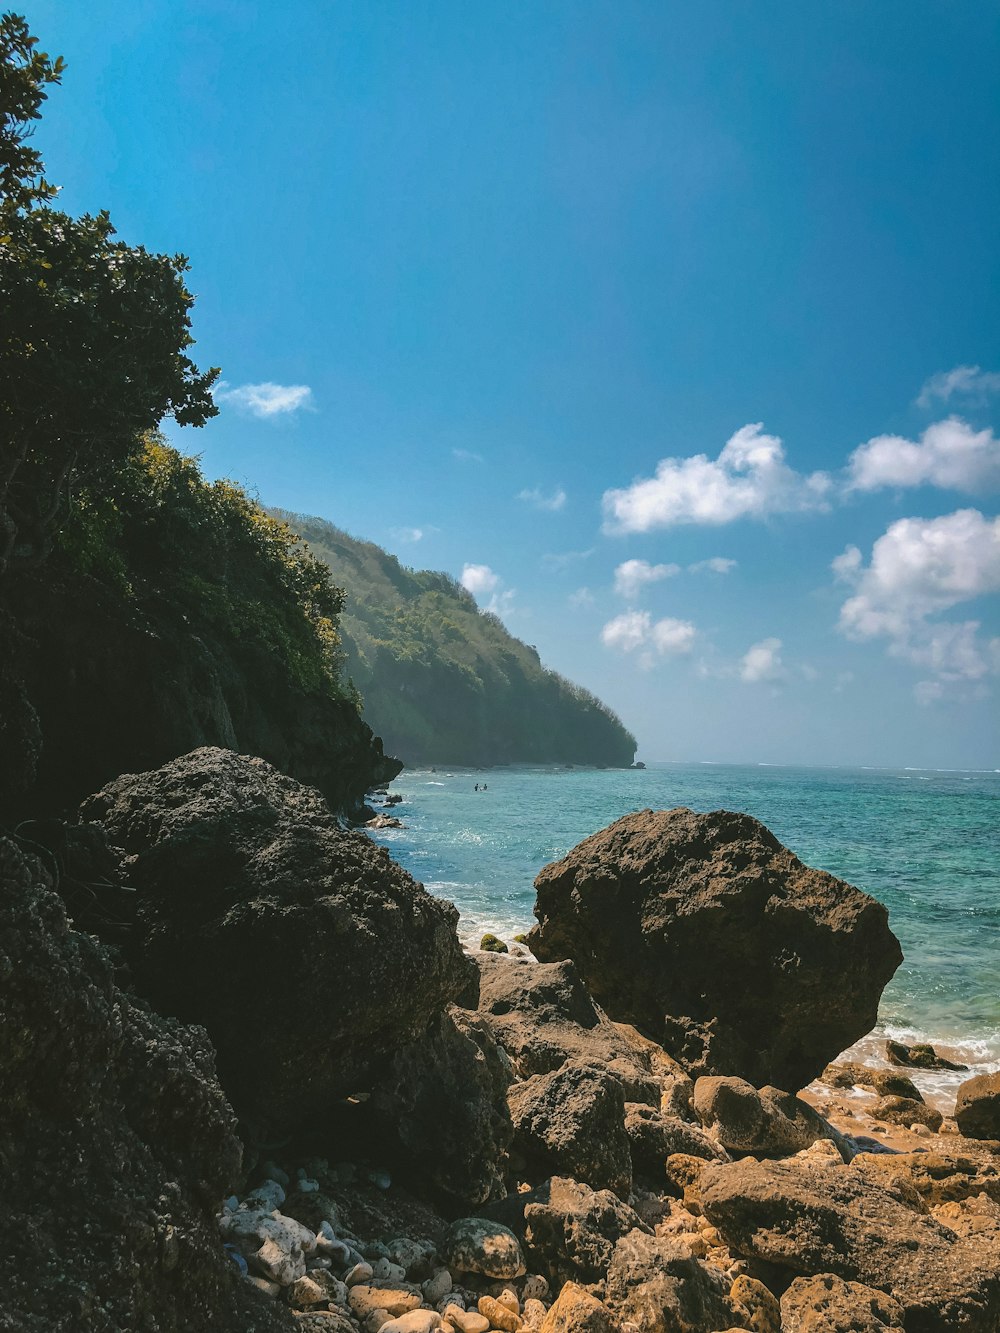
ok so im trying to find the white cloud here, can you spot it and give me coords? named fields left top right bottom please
left=214, top=381, right=314, bottom=418
left=601, top=610, right=696, bottom=658
left=453, top=448, right=484, bottom=464
left=739, top=637, right=785, bottom=683
left=917, top=365, right=1000, bottom=409
left=613, top=558, right=680, bottom=600
left=391, top=526, right=425, bottom=543
left=847, top=418, right=1000, bottom=494
left=835, top=509, right=1000, bottom=682
left=461, top=563, right=501, bottom=596
left=602, top=424, right=831, bottom=533
left=569, top=587, right=595, bottom=607
left=689, top=556, right=738, bottom=574
left=518, top=486, right=567, bottom=512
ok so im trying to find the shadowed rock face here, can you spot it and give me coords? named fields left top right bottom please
left=529, top=807, right=902, bottom=1091
left=81, top=747, right=471, bottom=1133
left=0, top=836, right=292, bottom=1333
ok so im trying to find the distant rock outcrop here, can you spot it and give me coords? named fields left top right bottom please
left=0, top=835, right=291, bottom=1332
left=81, top=747, right=470, bottom=1133
left=529, top=807, right=902, bottom=1090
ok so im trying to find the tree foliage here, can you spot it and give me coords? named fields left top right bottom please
left=0, top=13, right=218, bottom=574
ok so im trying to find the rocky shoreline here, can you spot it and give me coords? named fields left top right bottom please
left=2, top=746, right=998, bottom=1332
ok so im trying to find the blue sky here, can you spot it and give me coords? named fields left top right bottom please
left=26, top=0, right=1000, bottom=767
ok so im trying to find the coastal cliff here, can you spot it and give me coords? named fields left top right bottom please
left=271, top=513, right=637, bottom=769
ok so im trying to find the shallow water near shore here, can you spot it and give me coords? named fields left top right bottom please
left=370, top=760, right=1000, bottom=1101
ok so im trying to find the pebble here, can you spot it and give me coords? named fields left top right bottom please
left=346, top=1262, right=376, bottom=1287
left=223, top=1195, right=240, bottom=1213
left=247, top=1275, right=281, bottom=1299
left=247, top=1179, right=286, bottom=1210
left=298, top=1177, right=321, bottom=1193
left=365, top=1312, right=392, bottom=1333
left=443, top=1219, right=526, bottom=1281
left=495, top=1290, right=519, bottom=1315
left=348, top=1284, right=424, bottom=1320
left=478, top=1296, right=521, bottom=1332
left=254, top=1236, right=306, bottom=1286
left=308, top=1256, right=334, bottom=1272
left=373, top=1259, right=407, bottom=1282
left=289, top=1276, right=328, bottom=1307
left=378, top=1313, right=443, bottom=1333
left=388, top=1238, right=436, bottom=1276
left=422, top=1269, right=453, bottom=1305
left=261, top=1161, right=290, bottom=1187
left=444, top=1309, right=489, bottom=1333
left=370, top=1170, right=393, bottom=1191
left=521, top=1300, right=545, bottom=1331
left=521, top=1277, right=548, bottom=1303
left=438, top=1295, right=464, bottom=1315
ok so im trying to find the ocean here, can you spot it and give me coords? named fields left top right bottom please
left=369, top=761, right=1000, bottom=1103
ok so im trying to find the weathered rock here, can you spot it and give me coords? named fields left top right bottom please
left=624, top=1103, right=728, bottom=1178
left=820, top=1063, right=923, bottom=1101
left=849, top=1147, right=1000, bottom=1208
left=728, top=1275, right=779, bottom=1333
left=380, top=1314, right=444, bottom=1333
left=885, top=1039, right=966, bottom=1071
left=508, top=1063, right=632, bottom=1196
left=0, top=835, right=292, bottom=1332
left=479, top=1295, right=522, bottom=1331
left=955, top=1072, right=1000, bottom=1140
left=472, top=953, right=663, bottom=1104
left=870, top=1095, right=943, bottom=1132
left=520, top=1176, right=648, bottom=1287
left=372, top=1006, right=513, bottom=1205
left=539, top=1284, right=618, bottom=1333
left=692, top=1078, right=851, bottom=1160
left=529, top=808, right=902, bottom=1090
left=700, top=1157, right=1000, bottom=1330
left=80, top=747, right=470, bottom=1130
left=603, top=1229, right=733, bottom=1333
left=442, top=1218, right=526, bottom=1280
left=348, top=1284, right=424, bottom=1319
left=779, top=1274, right=905, bottom=1331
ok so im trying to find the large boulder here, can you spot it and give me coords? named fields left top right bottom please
left=700, top=1157, right=1000, bottom=1330
left=80, top=747, right=470, bottom=1130
left=780, top=1274, right=905, bottom=1331
left=508, top=1063, right=632, bottom=1197
left=522, top=1176, right=649, bottom=1287
left=370, top=1006, right=514, bottom=1206
left=603, top=1229, right=732, bottom=1333
left=529, top=808, right=902, bottom=1090
left=0, top=835, right=291, bottom=1332
left=692, top=1077, right=851, bottom=1160
left=624, top=1103, right=728, bottom=1178
left=956, top=1072, right=1000, bottom=1141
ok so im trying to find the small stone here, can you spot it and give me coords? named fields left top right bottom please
left=370, top=1169, right=393, bottom=1190
left=478, top=1296, right=522, bottom=1332
left=308, top=1257, right=334, bottom=1272
left=262, top=1160, right=291, bottom=1187
left=299, top=1178, right=321, bottom=1194
left=379, top=1313, right=443, bottom=1333
left=289, top=1276, right=329, bottom=1308
left=388, top=1238, right=437, bottom=1277
left=538, top=1285, right=617, bottom=1333
left=248, top=1179, right=286, bottom=1210
left=522, top=1278, right=548, bottom=1303
left=522, top=1300, right=546, bottom=1331
left=443, top=1219, right=526, bottom=1281
left=347, top=1263, right=375, bottom=1287
left=366, top=1312, right=392, bottom=1333
left=373, top=1259, right=393, bottom=1280
left=495, top=1290, right=520, bottom=1315
left=248, top=1275, right=282, bottom=1299
left=254, top=1236, right=307, bottom=1286
left=422, top=1270, right=453, bottom=1305
left=480, top=934, right=509, bottom=954
left=348, top=1284, right=424, bottom=1320
left=729, top=1274, right=780, bottom=1333
left=445, top=1308, right=490, bottom=1333
left=910, top=1123, right=932, bottom=1137
left=224, top=1195, right=240, bottom=1213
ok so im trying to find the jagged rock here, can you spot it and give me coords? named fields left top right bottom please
left=848, top=1148, right=1000, bottom=1208
left=728, top=1275, right=780, bottom=1333
left=700, top=1157, right=1000, bottom=1330
left=780, top=1274, right=905, bottom=1331
left=371, top=1006, right=513, bottom=1206
left=519, top=1176, right=648, bottom=1287
left=870, top=1095, right=943, bottom=1132
left=885, top=1039, right=966, bottom=1071
left=529, top=808, right=902, bottom=1091
left=442, top=1218, right=526, bottom=1280
left=692, top=1077, right=851, bottom=1160
left=0, top=835, right=292, bottom=1332
left=955, top=1072, right=1000, bottom=1140
left=471, top=953, right=663, bottom=1104
left=624, top=1103, right=728, bottom=1178
left=603, top=1229, right=733, bottom=1333
left=821, top=1063, right=923, bottom=1101
left=80, top=747, right=470, bottom=1130
left=508, top=1063, right=632, bottom=1197
left=539, top=1284, right=619, bottom=1333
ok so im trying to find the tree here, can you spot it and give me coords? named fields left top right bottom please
left=0, top=14, right=218, bottom=574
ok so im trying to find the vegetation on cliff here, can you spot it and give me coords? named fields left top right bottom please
left=0, top=15, right=394, bottom=817
left=274, top=513, right=638, bottom=767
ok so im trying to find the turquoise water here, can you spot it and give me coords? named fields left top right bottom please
left=370, top=762, right=1000, bottom=1088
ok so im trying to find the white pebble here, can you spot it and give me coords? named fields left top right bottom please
left=347, top=1261, right=375, bottom=1287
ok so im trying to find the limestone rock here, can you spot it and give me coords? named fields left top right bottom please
left=780, top=1274, right=905, bottom=1331
left=478, top=1295, right=522, bottom=1331
left=727, top=1275, right=779, bottom=1333
left=348, top=1284, right=424, bottom=1319
left=692, top=1077, right=851, bottom=1159
left=885, top=1040, right=966, bottom=1071
left=955, top=1072, right=1000, bottom=1140
left=0, top=836, right=292, bottom=1332
left=81, top=747, right=470, bottom=1130
left=870, top=1095, right=943, bottom=1132
left=442, top=1218, right=526, bottom=1280
left=529, top=808, right=902, bottom=1090
left=624, top=1103, right=728, bottom=1178
left=508, top=1063, right=632, bottom=1196
left=700, top=1157, right=1000, bottom=1330
left=539, top=1284, right=618, bottom=1333
left=522, top=1176, right=648, bottom=1287
left=821, top=1063, right=923, bottom=1101
left=603, top=1228, right=733, bottom=1333
left=472, top=952, right=662, bottom=1104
